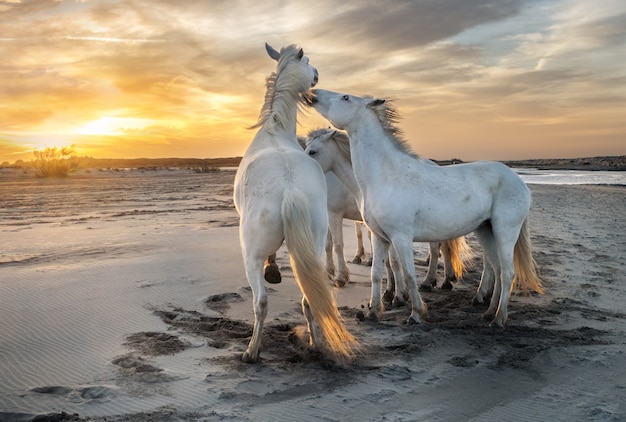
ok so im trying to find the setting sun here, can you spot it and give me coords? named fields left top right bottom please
left=76, top=116, right=158, bottom=136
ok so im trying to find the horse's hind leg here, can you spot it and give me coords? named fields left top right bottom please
left=420, top=242, right=440, bottom=291
left=302, top=296, right=322, bottom=349
left=473, top=226, right=499, bottom=316
left=489, top=225, right=520, bottom=328
left=392, top=236, right=427, bottom=324
left=242, top=255, right=268, bottom=363
left=264, top=253, right=281, bottom=284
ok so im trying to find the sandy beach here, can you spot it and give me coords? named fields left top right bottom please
left=1, top=168, right=625, bottom=421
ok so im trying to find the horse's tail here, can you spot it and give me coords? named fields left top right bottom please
left=512, top=217, right=544, bottom=294
left=281, top=189, right=358, bottom=360
left=444, top=236, right=475, bottom=279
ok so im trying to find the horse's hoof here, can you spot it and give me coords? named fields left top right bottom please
left=406, top=313, right=422, bottom=325
left=241, top=351, right=259, bottom=363
left=365, top=310, right=379, bottom=322
left=488, top=320, right=506, bottom=333
left=365, top=258, right=373, bottom=266
left=263, top=265, right=282, bottom=284
left=351, top=256, right=362, bottom=265
left=441, top=281, right=454, bottom=290
left=335, top=279, right=346, bottom=288
left=382, top=298, right=393, bottom=311
left=419, top=283, right=432, bottom=292
left=481, top=310, right=496, bottom=321
left=472, top=296, right=484, bottom=307
left=391, top=296, right=406, bottom=309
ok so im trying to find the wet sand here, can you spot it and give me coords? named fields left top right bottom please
left=0, top=169, right=624, bottom=421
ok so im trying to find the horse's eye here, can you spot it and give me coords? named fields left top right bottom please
left=342, top=95, right=349, bottom=101
left=308, top=150, right=317, bottom=156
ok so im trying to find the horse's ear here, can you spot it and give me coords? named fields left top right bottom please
left=265, top=43, right=281, bottom=61
left=297, top=48, right=304, bottom=59
left=321, top=129, right=336, bottom=142
left=368, top=99, right=386, bottom=108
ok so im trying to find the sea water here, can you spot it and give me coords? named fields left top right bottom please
left=514, top=169, right=626, bottom=186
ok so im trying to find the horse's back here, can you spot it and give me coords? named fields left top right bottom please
left=235, top=142, right=327, bottom=219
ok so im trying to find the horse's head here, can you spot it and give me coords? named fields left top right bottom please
left=304, top=128, right=336, bottom=173
left=266, top=43, right=319, bottom=89
left=305, top=127, right=353, bottom=173
left=307, top=89, right=385, bottom=131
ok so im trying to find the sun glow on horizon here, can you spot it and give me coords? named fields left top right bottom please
left=76, top=116, right=159, bottom=136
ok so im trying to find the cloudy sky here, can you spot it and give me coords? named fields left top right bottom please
left=1, top=0, right=625, bottom=163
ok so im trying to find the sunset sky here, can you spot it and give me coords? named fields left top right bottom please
left=1, top=0, right=625, bottom=163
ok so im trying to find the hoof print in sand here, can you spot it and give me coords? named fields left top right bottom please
left=205, top=292, right=244, bottom=311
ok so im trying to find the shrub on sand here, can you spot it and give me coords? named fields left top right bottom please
left=32, top=146, right=80, bottom=178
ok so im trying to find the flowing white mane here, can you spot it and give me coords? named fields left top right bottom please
left=250, top=45, right=311, bottom=133
left=369, top=99, right=420, bottom=160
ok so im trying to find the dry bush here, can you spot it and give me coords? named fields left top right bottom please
left=32, top=146, right=80, bottom=177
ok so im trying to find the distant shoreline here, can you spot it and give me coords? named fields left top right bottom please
left=2, top=155, right=625, bottom=172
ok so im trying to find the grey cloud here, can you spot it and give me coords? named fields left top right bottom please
left=305, top=0, right=524, bottom=51
left=575, top=12, right=626, bottom=48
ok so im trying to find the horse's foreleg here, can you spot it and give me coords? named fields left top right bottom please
left=367, top=235, right=390, bottom=321
left=420, top=242, right=440, bottom=291
left=351, top=221, right=366, bottom=264
left=389, top=248, right=407, bottom=308
left=329, top=215, right=349, bottom=287
left=441, top=241, right=456, bottom=290
left=382, top=255, right=395, bottom=309
left=324, top=229, right=335, bottom=277
left=365, top=229, right=373, bottom=266
left=473, top=259, right=495, bottom=306
left=392, top=237, right=427, bottom=324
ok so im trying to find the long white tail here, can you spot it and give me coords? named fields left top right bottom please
left=513, top=218, right=544, bottom=294
left=281, top=189, right=358, bottom=359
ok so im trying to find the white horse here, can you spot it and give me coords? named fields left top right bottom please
left=321, top=170, right=367, bottom=286
left=233, top=45, right=357, bottom=363
left=304, top=128, right=472, bottom=306
left=308, top=89, right=543, bottom=327
left=296, top=136, right=370, bottom=285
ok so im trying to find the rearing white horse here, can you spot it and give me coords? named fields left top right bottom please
left=308, top=89, right=543, bottom=327
left=233, top=45, right=357, bottom=363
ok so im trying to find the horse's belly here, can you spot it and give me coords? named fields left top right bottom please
left=411, top=205, right=488, bottom=242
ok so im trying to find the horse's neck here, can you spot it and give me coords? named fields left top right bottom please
left=330, top=152, right=362, bottom=202
left=348, top=118, right=405, bottom=189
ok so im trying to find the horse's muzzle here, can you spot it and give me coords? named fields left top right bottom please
left=303, top=91, right=317, bottom=106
